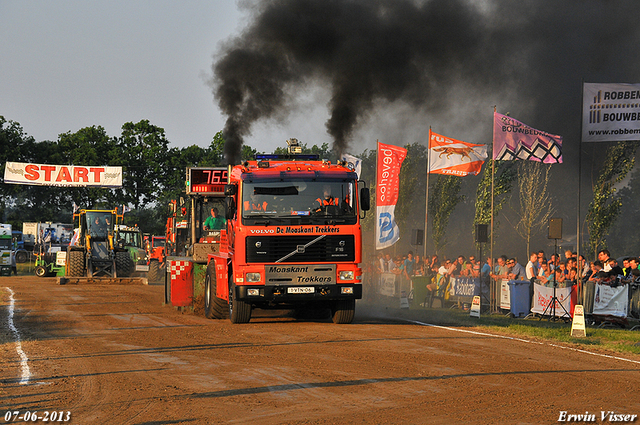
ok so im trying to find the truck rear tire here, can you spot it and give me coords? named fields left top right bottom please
left=15, top=251, right=28, bottom=263
left=116, top=251, right=133, bottom=277
left=204, top=261, right=228, bottom=319
left=331, top=299, right=356, bottom=324
left=228, top=280, right=251, bottom=324
left=67, top=250, right=85, bottom=277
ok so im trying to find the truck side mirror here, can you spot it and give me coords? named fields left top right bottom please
left=360, top=187, right=370, bottom=211
left=225, top=197, right=236, bottom=220
left=225, top=184, right=237, bottom=196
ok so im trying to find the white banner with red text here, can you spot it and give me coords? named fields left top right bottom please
left=531, top=283, right=572, bottom=318
left=4, top=162, right=122, bottom=187
left=593, top=283, right=628, bottom=317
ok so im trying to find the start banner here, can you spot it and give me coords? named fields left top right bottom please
left=4, top=162, right=122, bottom=187
left=375, top=142, right=407, bottom=250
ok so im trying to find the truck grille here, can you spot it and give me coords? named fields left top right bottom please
left=246, top=235, right=355, bottom=263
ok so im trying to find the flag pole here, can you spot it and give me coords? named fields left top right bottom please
left=424, top=128, right=431, bottom=258
left=577, top=81, right=584, bottom=303
left=490, top=107, right=496, bottom=313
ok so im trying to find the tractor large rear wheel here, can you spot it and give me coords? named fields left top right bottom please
left=148, top=260, right=163, bottom=284
left=115, top=251, right=133, bottom=277
left=67, top=250, right=85, bottom=277
left=204, top=261, right=228, bottom=319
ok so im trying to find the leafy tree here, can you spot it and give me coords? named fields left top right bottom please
left=513, top=161, right=554, bottom=255
left=56, top=125, right=120, bottom=210
left=585, top=141, right=638, bottom=258
left=396, top=143, right=427, bottom=235
left=607, top=166, right=640, bottom=255
left=429, top=175, right=463, bottom=254
left=473, top=159, right=516, bottom=248
left=118, top=120, right=170, bottom=210
left=0, top=116, right=36, bottom=221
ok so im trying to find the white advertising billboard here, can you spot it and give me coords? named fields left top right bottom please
left=583, top=82, right=640, bottom=142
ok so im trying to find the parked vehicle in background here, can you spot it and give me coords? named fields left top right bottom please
left=11, top=230, right=30, bottom=263
left=115, top=224, right=147, bottom=273
left=22, top=222, right=73, bottom=254
left=0, top=224, right=14, bottom=275
left=66, top=209, right=133, bottom=279
left=146, top=235, right=165, bottom=284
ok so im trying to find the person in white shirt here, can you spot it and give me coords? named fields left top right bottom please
left=526, top=252, right=538, bottom=280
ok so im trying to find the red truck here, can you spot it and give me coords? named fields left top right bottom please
left=203, top=139, right=370, bottom=323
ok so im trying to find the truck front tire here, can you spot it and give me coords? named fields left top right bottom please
left=331, top=299, right=356, bottom=324
left=204, top=261, right=228, bottom=319
left=228, top=279, right=251, bottom=324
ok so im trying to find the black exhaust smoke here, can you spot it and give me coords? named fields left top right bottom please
left=212, top=0, right=640, bottom=164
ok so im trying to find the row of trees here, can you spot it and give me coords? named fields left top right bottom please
left=1, top=115, right=637, bottom=258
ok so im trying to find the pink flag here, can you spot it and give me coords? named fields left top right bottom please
left=493, top=112, right=562, bottom=163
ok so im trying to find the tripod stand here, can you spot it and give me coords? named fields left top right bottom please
left=539, top=238, right=571, bottom=321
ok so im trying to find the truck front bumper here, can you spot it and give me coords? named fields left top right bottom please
left=235, top=283, right=362, bottom=303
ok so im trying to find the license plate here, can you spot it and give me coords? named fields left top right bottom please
left=288, top=287, right=314, bottom=294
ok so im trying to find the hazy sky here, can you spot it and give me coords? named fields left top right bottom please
left=0, top=0, right=330, bottom=153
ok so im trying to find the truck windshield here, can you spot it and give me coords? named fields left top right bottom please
left=118, top=231, right=142, bottom=248
left=242, top=180, right=357, bottom=225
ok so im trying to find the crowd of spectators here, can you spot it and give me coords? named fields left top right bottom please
left=367, top=247, right=640, bottom=300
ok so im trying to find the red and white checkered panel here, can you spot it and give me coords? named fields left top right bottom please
left=170, top=261, right=190, bottom=280
left=169, top=260, right=193, bottom=307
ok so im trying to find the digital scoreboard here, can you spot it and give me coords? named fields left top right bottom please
left=186, top=167, right=227, bottom=195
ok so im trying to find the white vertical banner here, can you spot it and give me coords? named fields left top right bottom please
left=375, top=142, right=407, bottom=250
left=582, top=82, right=640, bottom=142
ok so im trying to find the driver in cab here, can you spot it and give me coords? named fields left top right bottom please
left=244, top=192, right=268, bottom=212
left=314, top=185, right=339, bottom=212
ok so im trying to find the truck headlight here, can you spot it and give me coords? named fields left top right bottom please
left=339, top=271, right=354, bottom=280
left=341, top=286, right=354, bottom=294
left=246, top=272, right=261, bottom=283
left=247, top=288, right=260, bottom=296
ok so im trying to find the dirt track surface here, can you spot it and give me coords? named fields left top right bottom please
left=2, top=276, right=640, bottom=424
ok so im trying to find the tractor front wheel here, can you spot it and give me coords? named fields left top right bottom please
left=35, top=265, right=48, bottom=278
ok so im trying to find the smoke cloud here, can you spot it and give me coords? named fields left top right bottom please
left=212, top=0, right=640, bottom=164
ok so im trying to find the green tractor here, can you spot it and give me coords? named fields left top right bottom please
left=34, top=250, right=66, bottom=277
left=67, top=209, right=133, bottom=278
left=115, top=224, right=147, bottom=273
